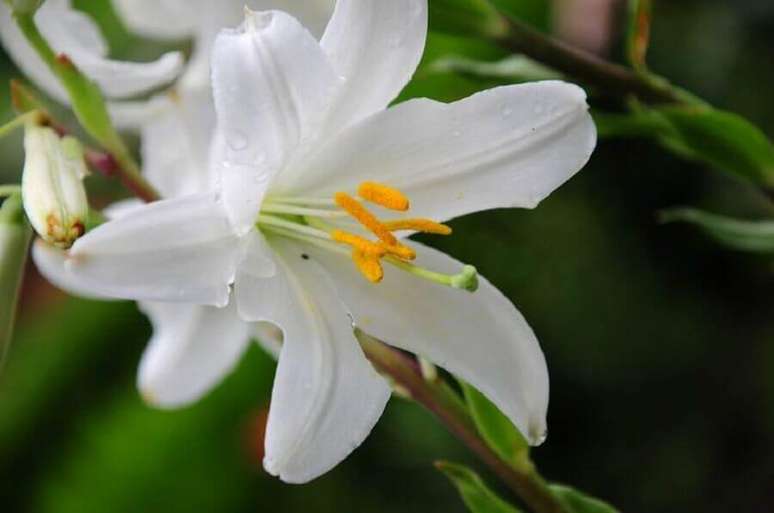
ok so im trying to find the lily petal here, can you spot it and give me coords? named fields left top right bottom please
left=137, top=301, right=250, bottom=408
left=309, top=241, right=549, bottom=445
left=211, top=8, right=340, bottom=233
left=242, top=236, right=390, bottom=483
left=139, top=89, right=217, bottom=198
left=281, top=82, right=596, bottom=223
left=0, top=0, right=183, bottom=103
left=320, top=0, right=427, bottom=132
left=31, top=239, right=107, bottom=300
left=112, top=0, right=199, bottom=40
left=254, top=321, right=283, bottom=358
left=67, top=193, right=240, bottom=306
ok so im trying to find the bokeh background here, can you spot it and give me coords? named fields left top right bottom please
left=1, top=0, right=773, bottom=512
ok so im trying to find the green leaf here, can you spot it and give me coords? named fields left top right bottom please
left=549, top=485, right=619, bottom=513
left=436, top=461, right=524, bottom=513
left=655, top=106, right=774, bottom=187
left=430, top=55, right=562, bottom=83
left=626, top=0, right=651, bottom=73
left=429, top=0, right=508, bottom=39
left=0, top=194, right=31, bottom=372
left=659, top=208, right=774, bottom=253
left=460, top=381, right=529, bottom=467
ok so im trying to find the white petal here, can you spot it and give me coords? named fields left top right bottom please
left=112, top=0, right=199, bottom=40
left=309, top=241, right=549, bottom=445
left=253, top=321, right=283, bottom=358
left=67, top=193, right=240, bottom=306
left=139, top=89, right=217, bottom=198
left=320, top=0, right=427, bottom=132
left=0, top=0, right=183, bottom=103
left=31, top=239, right=107, bottom=300
left=211, top=9, right=340, bottom=232
left=240, top=237, right=390, bottom=483
left=137, top=301, right=250, bottom=408
left=280, top=82, right=596, bottom=222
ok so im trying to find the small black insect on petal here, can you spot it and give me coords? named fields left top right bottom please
left=301, top=254, right=310, bottom=260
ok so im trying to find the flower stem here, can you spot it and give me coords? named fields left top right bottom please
left=357, top=332, right=569, bottom=513
left=493, top=13, right=699, bottom=105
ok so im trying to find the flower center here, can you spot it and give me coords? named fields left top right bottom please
left=258, top=182, right=478, bottom=292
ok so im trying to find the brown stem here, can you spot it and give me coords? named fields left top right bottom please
left=358, top=333, right=568, bottom=513
left=495, top=15, right=688, bottom=105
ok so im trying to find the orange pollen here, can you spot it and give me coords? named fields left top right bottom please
left=357, top=181, right=410, bottom=211
left=352, top=250, right=384, bottom=283
left=382, top=218, right=452, bottom=235
left=334, top=192, right=397, bottom=246
left=331, top=230, right=386, bottom=257
left=380, top=242, right=416, bottom=261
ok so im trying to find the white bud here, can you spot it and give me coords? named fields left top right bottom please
left=22, top=125, right=89, bottom=248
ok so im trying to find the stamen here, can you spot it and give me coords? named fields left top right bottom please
left=383, top=218, right=452, bottom=235
left=265, top=195, right=336, bottom=207
left=334, top=192, right=398, bottom=246
left=331, top=229, right=386, bottom=257
left=352, top=250, right=384, bottom=282
left=357, top=181, right=410, bottom=211
left=261, top=202, right=347, bottom=218
left=386, top=257, right=479, bottom=292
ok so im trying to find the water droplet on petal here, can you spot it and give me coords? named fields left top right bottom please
left=501, top=105, right=513, bottom=118
left=227, top=131, right=248, bottom=151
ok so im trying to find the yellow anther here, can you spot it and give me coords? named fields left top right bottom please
left=334, top=192, right=398, bottom=246
left=381, top=242, right=416, bottom=261
left=357, top=181, right=410, bottom=211
left=331, top=229, right=386, bottom=257
left=352, top=250, right=384, bottom=283
left=383, top=218, right=452, bottom=235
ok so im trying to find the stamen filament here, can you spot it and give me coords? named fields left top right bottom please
left=357, top=181, right=410, bottom=211
left=257, top=214, right=330, bottom=240
left=334, top=192, right=398, bottom=246
left=260, top=224, right=349, bottom=256
left=261, top=202, right=348, bottom=218
left=352, top=250, right=384, bottom=282
left=264, top=195, right=336, bottom=207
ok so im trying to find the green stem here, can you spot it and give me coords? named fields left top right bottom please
left=12, top=12, right=160, bottom=202
left=357, top=332, right=569, bottom=513
left=493, top=11, right=699, bottom=105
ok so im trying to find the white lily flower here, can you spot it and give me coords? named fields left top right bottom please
left=0, top=0, right=184, bottom=104
left=33, top=1, right=596, bottom=484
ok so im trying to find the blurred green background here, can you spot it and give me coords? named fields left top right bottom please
left=1, top=0, right=773, bottom=512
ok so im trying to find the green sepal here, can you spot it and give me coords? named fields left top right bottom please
left=460, top=381, right=529, bottom=468
left=436, top=461, right=524, bottom=513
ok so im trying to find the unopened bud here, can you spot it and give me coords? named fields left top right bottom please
left=22, top=124, right=88, bottom=248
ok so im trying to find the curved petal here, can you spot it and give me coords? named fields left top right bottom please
left=112, top=0, right=199, bottom=40
left=253, top=321, right=283, bottom=359
left=31, top=239, right=108, bottom=300
left=309, top=241, right=549, bottom=445
left=211, top=8, right=340, bottom=233
left=67, top=193, right=240, bottom=306
left=137, top=301, right=250, bottom=408
left=237, top=236, right=390, bottom=483
left=320, top=0, right=427, bottom=132
left=138, top=89, right=217, bottom=198
left=0, top=0, right=183, bottom=103
left=280, top=82, right=596, bottom=223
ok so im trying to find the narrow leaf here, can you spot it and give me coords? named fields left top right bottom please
left=436, top=461, right=524, bottom=513
left=0, top=194, right=32, bottom=371
left=460, top=381, right=529, bottom=466
left=656, top=106, right=774, bottom=187
left=430, top=55, right=562, bottom=83
left=660, top=208, right=774, bottom=253
left=549, top=485, right=619, bottom=513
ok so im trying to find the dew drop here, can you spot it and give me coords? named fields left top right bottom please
left=501, top=105, right=513, bottom=118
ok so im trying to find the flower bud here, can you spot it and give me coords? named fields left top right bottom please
left=21, top=124, right=89, bottom=248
